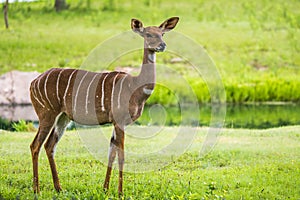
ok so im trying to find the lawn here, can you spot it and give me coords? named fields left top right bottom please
left=0, top=126, right=299, bottom=199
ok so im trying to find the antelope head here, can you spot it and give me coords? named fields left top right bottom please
left=131, top=17, right=179, bottom=52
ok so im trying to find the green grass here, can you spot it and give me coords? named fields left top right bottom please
left=0, top=0, right=300, bottom=103
left=0, top=126, right=299, bottom=199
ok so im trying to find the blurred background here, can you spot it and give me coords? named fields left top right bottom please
left=0, top=0, right=299, bottom=130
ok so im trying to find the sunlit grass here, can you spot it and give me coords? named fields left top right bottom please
left=0, top=126, right=299, bottom=199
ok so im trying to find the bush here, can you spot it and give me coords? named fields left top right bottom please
left=12, top=120, right=36, bottom=132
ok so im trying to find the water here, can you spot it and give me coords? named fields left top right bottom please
left=0, top=104, right=300, bottom=130
left=140, top=103, right=300, bottom=129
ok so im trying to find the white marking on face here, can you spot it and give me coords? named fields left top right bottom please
left=143, top=87, right=154, bottom=95
left=56, top=69, right=64, bottom=103
left=101, top=73, right=109, bottom=111
left=85, top=73, right=98, bottom=114
left=73, top=71, right=89, bottom=114
left=63, top=70, right=77, bottom=107
left=148, top=53, right=156, bottom=63
left=111, top=72, right=120, bottom=110
left=44, top=69, right=55, bottom=110
left=117, top=74, right=128, bottom=109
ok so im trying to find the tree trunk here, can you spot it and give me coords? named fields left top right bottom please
left=54, top=0, right=68, bottom=12
left=4, top=0, right=9, bottom=29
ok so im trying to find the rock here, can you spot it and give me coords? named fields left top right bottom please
left=0, top=71, right=40, bottom=105
left=0, top=105, right=38, bottom=121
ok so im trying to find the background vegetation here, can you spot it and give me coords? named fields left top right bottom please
left=0, top=0, right=299, bottom=103
left=1, top=2, right=300, bottom=199
left=0, top=126, right=299, bottom=199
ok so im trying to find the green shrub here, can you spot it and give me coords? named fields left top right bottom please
left=12, top=120, right=36, bottom=132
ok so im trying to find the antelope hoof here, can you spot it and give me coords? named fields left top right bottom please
left=118, top=191, right=123, bottom=198
left=55, top=185, right=62, bottom=193
left=33, top=184, right=40, bottom=194
left=103, top=186, right=109, bottom=194
left=33, top=187, right=40, bottom=194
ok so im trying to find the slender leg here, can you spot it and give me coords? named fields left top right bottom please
left=117, top=137, right=125, bottom=196
left=103, top=137, right=117, bottom=191
left=103, top=124, right=125, bottom=195
left=115, top=125, right=125, bottom=196
left=44, top=113, right=69, bottom=192
left=30, top=123, right=54, bottom=193
left=44, top=130, right=62, bottom=192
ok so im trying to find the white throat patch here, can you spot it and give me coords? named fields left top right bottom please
left=148, top=53, right=156, bottom=63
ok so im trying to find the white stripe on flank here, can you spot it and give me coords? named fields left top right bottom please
left=32, top=80, right=45, bottom=108
left=32, top=94, right=45, bottom=108
left=56, top=69, right=64, bottom=103
left=101, top=73, right=109, bottom=111
left=73, top=71, right=89, bottom=114
left=117, top=74, right=128, bottom=109
left=63, top=70, right=77, bottom=107
left=85, top=73, right=98, bottom=114
left=44, top=69, right=55, bottom=110
left=111, top=72, right=120, bottom=110
left=37, top=77, right=47, bottom=106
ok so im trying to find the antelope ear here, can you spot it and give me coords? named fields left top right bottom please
left=159, top=17, right=179, bottom=33
left=131, top=18, right=144, bottom=36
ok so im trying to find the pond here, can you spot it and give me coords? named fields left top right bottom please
left=1, top=103, right=299, bottom=131
left=139, top=103, right=300, bottom=129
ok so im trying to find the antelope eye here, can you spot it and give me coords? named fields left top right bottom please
left=146, top=33, right=152, bottom=38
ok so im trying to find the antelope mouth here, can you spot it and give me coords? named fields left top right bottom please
left=154, top=42, right=166, bottom=52
left=154, top=46, right=166, bottom=52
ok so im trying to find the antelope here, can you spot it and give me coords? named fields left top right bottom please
left=29, top=17, right=179, bottom=195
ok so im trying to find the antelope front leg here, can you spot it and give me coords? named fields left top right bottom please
left=103, top=137, right=117, bottom=191
left=103, top=125, right=125, bottom=196
left=117, top=140, right=125, bottom=196
left=115, top=125, right=125, bottom=196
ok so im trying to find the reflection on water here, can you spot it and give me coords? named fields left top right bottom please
left=224, top=104, right=300, bottom=129
left=139, top=103, right=300, bottom=129
left=0, top=104, right=300, bottom=130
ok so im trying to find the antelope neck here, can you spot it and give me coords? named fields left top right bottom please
left=138, top=47, right=156, bottom=87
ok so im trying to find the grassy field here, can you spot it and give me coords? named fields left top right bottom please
left=0, top=0, right=300, bottom=103
left=0, top=126, right=299, bottom=199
